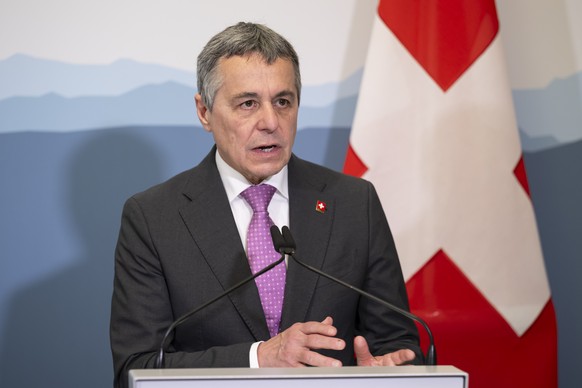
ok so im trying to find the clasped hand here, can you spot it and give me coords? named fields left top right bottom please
left=257, top=316, right=415, bottom=367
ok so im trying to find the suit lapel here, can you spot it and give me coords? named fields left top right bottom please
left=280, top=155, right=335, bottom=330
left=178, top=149, right=270, bottom=340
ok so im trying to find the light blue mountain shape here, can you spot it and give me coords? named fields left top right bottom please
left=0, top=53, right=362, bottom=105
left=0, top=55, right=362, bottom=133
left=299, top=95, right=359, bottom=129
left=513, top=71, right=582, bottom=152
left=0, top=81, right=198, bottom=132
left=0, top=82, right=359, bottom=133
left=300, top=68, right=362, bottom=107
left=0, top=54, right=196, bottom=100
left=517, top=127, right=559, bottom=152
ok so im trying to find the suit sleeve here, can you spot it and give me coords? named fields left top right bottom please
left=356, top=182, right=425, bottom=363
left=110, top=197, right=252, bottom=388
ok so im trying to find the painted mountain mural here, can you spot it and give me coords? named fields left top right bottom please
left=0, top=55, right=581, bottom=388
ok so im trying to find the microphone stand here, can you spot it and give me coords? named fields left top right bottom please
left=154, top=253, right=286, bottom=368
left=274, top=225, right=437, bottom=365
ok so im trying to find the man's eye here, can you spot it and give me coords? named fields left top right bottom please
left=275, top=99, right=290, bottom=107
left=241, top=100, right=256, bottom=108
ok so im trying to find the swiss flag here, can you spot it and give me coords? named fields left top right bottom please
left=344, top=1, right=557, bottom=387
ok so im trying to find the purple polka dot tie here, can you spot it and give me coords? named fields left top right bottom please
left=240, top=184, right=286, bottom=338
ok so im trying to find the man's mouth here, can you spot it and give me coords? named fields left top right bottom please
left=256, top=145, right=277, bottom=152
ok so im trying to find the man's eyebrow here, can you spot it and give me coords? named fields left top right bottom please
left=273, top=90, right=297, bottom=100
left=231, top=92, right=259, bottom=101
left=230, top=90, right=297, bottom=101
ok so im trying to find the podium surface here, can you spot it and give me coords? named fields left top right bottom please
left=130, top=366, right=468, bottom=388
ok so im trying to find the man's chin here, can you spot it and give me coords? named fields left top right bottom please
left=245, top=164, right=286, bottom=184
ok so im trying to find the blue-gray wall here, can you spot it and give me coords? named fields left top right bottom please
left=1, top=123, right=581, bottom=387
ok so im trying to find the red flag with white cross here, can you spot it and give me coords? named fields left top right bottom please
left=344, top=1, right=557, bottom=387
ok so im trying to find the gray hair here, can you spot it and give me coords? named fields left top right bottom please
left=196, top=22, right=301, bottom=110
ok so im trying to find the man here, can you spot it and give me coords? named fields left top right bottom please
left=110, top=22, right=422, bottom=388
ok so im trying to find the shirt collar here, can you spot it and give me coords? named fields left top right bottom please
left=215, top=150, right=289, bottom=203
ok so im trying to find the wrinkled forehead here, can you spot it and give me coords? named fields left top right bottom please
left=216, top=54, right=298, bottom=96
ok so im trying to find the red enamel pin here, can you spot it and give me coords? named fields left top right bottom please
left=315, top=200, right=327, bottom=213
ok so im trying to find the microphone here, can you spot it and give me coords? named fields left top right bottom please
left=154, top=250, right=286, bottom=368
left=270, top=225, right=437, bottom=365
left=272, top=225, right=295, bottom=254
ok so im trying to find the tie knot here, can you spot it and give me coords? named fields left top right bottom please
left=241, top=184, right=276, bottom=213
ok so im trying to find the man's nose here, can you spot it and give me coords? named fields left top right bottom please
left=257, top=104, right=279, bottom=131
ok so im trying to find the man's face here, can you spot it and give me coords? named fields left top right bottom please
left=196, top=54, right=299, bottom=184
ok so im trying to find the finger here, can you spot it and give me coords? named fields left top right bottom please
left=296, top=320, right=338, bottom=337
left=320, top=316, right=333, bottom=325
left=303, top=333, right=345, bottom=352
left=383, top=349, right=416, bottom=366
left=284, top=322, right=345, bottom=351
left=259, top=324, right=344, bottom=367
left=297, top=348, right=343, bottom=367
left=354, top=336, right=376, bottom=366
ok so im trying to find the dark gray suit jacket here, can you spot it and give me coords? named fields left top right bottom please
left=110, top=148, right=421, bottom=387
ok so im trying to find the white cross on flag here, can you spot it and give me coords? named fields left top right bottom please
left=344, top=1, right=557, bottom=386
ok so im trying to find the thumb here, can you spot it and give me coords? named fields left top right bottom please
left=354, top=336, right=375, bottom=366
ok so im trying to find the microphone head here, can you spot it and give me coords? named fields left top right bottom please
left=281, top=226, right=296, bottom=251
left=270, top=225, right=286, bottom=253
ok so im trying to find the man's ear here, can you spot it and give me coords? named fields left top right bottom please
left=195, top=93, right=211, bottom=132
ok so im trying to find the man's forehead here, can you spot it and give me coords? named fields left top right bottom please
left=217, top=54, right=294, bottom=74
left=217, top=54, right=297, bottom=95
left=220, top=52, right=285, bottom=65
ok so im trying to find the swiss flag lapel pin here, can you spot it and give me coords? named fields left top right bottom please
left=315, top=200, right=327, bottom=213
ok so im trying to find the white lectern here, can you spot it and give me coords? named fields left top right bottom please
left=129, top=366, right=468, bottom=388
